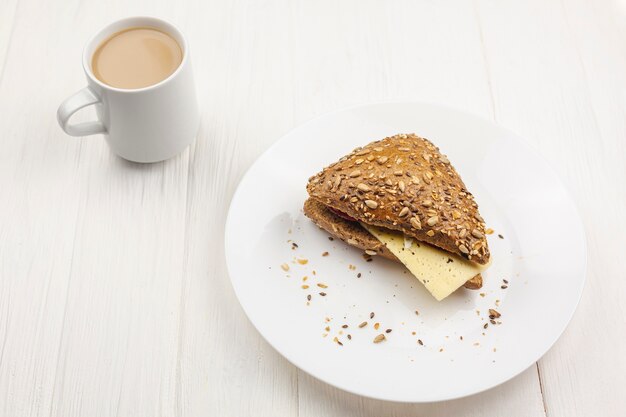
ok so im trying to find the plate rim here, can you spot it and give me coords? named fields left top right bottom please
left=224, top=100, right=588, bottom=402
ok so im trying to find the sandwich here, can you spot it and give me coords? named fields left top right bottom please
left=304, top=133, right=490, bottom=301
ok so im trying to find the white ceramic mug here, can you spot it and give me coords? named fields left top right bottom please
left=57, top=17, right=199, bottom=163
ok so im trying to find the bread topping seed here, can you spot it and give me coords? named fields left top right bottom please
left=489, top=309, right=501, bottom=318
left=355, top=158, right=364, bottom=165
left=410, top=217, right=422, bottom=229
left=459, top=244, right=469, bottom=254
left=359, top=321, right=367, bottom=328
left=357, top=183, right=370, bottom=192
left=398, top=207, right=410, bottom=217
left=317, top=283, right=328, bottom=288
left=280, top=263, right=289, bottom=271
left=365, top=249, right=377, bottom=256
left=426, top=230, right=435, bottom=237
left=373, top=334, right=386, bottom=343
left=472, top=229, right=484, bottom=239
left=427, top=216, right=439, bottom=226
left=364, top=200, right=378, bottom=209
left=349, top=170, right=361, bottom=178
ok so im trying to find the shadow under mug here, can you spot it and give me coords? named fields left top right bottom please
left=57, top=17, right=199, bottom=163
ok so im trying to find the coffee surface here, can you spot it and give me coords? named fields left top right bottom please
left=92, top=27, right=182, bottom=89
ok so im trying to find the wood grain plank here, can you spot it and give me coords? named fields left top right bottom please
left=0, top=0, right=190, bottom=416
left=541, top=0, right=626, bottom=416
left=0, top=0, right=87, bottom=415
left=474, top=0, right=626, bottom=416
left=175, top=1, right=300, bottom=416
left=44, top=1, right=194, bottom=415
left=0, top=0, right=18, bottom=82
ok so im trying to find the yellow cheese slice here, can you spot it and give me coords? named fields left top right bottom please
left=361, top=223, right=488, bottom=301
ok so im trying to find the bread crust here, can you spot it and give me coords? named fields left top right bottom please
left=303, top=198, right=482, bottom=289
left=306, top=133, right=490, bottom=265
left=303, top=198, right=398, bottom=261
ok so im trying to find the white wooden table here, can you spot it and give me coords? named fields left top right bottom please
left=1, top=1, right=624, bottom=416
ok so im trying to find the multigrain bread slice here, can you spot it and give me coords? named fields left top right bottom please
left=303, top=197, right=397, bottom=261
left=306, top=133, right=490, bottom=265
left=303, top=197, right=483, bottom=290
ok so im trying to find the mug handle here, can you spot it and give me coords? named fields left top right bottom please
left=57, top=86, right=107, bottom=136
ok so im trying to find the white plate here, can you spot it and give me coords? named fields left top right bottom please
left=225, top=102, right=586, bottom=402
